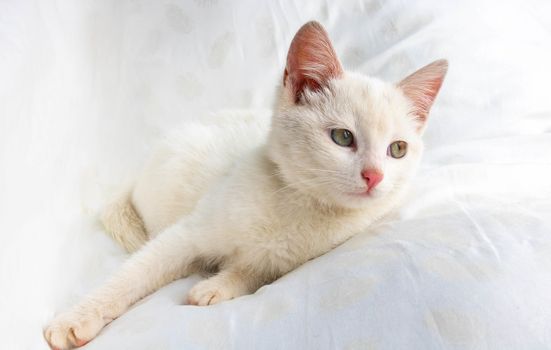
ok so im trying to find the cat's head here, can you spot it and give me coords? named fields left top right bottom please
left=268, top=21, right=447, bottom=209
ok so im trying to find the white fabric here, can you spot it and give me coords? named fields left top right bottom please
left=2, top=0, right=551, bottom=349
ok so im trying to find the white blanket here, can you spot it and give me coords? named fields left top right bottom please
left=2, top=0, right=551, bottom=349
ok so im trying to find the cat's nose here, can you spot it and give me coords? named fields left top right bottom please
left=361, top=169, right=383, bottom=190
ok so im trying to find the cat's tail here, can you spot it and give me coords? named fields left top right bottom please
left=101, top=189, right=148, bottom=253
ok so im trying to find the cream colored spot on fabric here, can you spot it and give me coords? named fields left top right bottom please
left=255, top=17, right=275, bottom=58
left=320, top=278, right=374, bottom=311
left=348, top=0, right=381, bottom=15
left=422, top=256, right=499, bottom=282
left=421, top=256, right=472, bottom=282
left=186, top=314, right=229, bottom=346
left=133, top=84, right=152, bottom=102
left=239, top=89, right=252, bottom=106
left=143, top=30, right=161, bottom=54
left=175, top=73, right=204, bottom=100
left=345, top=339, right=378, bottom=350
left=208, top=32, right=235, bottom=69
left=365, top=0, right=383, bottom=14
left=384, top=52, right=411, bottom=76
left=343, top=46, right=369, bottom=69
left=254, top=298, right=292, bottom=324
left=397, top=14, right=433, bottom=37
left=406, top=223, right=474, bottom=249
left=127, top=0, right=143, bottom=12
left=463, top=261, right=499, bottom=281
left=381, top=20, right=398, bottom=40
left=194, top=0, right=219, bottom=7
left=426, top=309, right=486, bottom=347
left=141, top=339, right=171, bottom=350
left=317, top=2, right=329, bottom=21
left=165, top=4, right=193, bottom=34
left=535, top=243, right=551, bottom=267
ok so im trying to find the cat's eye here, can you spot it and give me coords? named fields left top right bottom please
left=331, top=129, right=354, bottom=147
left=388, top=141, right=408, bottom=158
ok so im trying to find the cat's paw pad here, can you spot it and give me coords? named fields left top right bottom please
left=43, top=310, right=104, bottom=350
left=187, top=280, right=235, bottom=306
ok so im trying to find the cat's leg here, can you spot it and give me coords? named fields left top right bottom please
left=187, top=266, right=265, bottom=306
left=44, top=223, right=200, bottom=350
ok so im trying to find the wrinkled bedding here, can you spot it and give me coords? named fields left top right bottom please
left=1, top=0, right=551, bottom=349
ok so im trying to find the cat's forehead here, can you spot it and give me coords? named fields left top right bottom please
left=329, top=73, right=413, bottom=135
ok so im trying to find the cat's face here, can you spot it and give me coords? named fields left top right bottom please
left=268, top=22, right=447, bottom=209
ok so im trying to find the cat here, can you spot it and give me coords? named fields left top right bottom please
left=44, top=21, right=447, bottom=349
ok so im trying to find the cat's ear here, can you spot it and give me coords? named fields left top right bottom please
left=398, top=59, right=448, bottom=130
left=283, top=21, right=344, bottom=103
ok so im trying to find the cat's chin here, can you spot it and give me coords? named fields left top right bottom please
left=346, top=186, right=386, bottom=198
left=347, top=190, right=373, bottom=197
left=326, top=190, right=383, bottom=210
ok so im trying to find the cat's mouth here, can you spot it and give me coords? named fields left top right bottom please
left=348, top=189, right=374, bottom=197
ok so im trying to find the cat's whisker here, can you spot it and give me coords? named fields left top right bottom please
left=269, top=176, right=340, bottom=196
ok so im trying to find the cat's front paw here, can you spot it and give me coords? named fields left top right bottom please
left=43, top=309, right=105, bottom=350
left=187, top=279, right=238, bottom=306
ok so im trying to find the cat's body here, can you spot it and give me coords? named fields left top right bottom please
left=44, top=22, right=447, bottom=350
left=102, top=111, right=273, bottom=251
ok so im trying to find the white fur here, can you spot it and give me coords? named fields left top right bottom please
left=44, top=22, right=446, bottom=349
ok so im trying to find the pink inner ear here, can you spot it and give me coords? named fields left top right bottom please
left=284, top=21, right=343, bottom=103
left=398, top=59, right=448, bottom=125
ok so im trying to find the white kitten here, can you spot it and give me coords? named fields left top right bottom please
left=44, top=21, right=447, bottom=349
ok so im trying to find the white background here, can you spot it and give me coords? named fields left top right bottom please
left=1, top=0, right=551, bottom=349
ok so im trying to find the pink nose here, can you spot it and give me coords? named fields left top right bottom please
left=361, top=169, right=383, bottom=190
